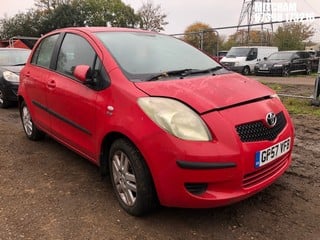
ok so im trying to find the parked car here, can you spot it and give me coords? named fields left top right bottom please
left=220, top=46, right=278, bottom=75
left=307, top=50, right=320, bottom=72
left=18, top=27, right=294, bottom=216
left=0, top=48, right=31, bottom=108
left=211, top=50, right=228, bottom=62
left=254, top=50, right=312, bottom=76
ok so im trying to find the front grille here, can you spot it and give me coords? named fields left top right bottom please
left=243, top=154, right=288, bottom=188
left=222, top=62, right=235, bottom=67
left=236, top=111, right=287, bottom=142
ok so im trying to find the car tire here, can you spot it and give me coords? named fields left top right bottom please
left=242, top=66, right=250, bottom=75
left=282, top=67, right=290, bottom=77
left=20, top=101, right=45, bottom=141
left=305, top=66, right=311, bottom=75
left=109, top=138, right=158, bottom=216
left=0, top=88, right=11, bottom=108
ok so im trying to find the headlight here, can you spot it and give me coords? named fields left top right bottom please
left=273, top=64, right=283, bottom=67
left=3, top=71, right=19, bottom=83
left=138, top=97, right=212, bottom=141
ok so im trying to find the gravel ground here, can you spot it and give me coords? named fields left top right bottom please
left=0, top=75, right=319, bottom=240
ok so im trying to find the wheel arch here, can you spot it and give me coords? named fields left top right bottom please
left=18, top=95, right=24, bottom=108
left=99, top=132, right=154, bottom=181
left=99, top=131, right=159, bottom=207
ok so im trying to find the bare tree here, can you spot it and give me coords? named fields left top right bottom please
left=138, top=1, right=168, bottom=32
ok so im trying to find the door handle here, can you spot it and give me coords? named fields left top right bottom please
left=47, top=80, right=56, bottom=89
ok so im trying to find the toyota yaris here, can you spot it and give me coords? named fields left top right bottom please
left=18, top=27, right=294, bottom=216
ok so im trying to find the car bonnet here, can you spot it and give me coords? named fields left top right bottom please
left=134, top=72, right=274, bottom=114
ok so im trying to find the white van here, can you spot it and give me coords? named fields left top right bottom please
left=220, top=46, right=278, bottom=75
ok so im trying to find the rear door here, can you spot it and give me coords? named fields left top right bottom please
left=22, top=34, right=60, bottom=131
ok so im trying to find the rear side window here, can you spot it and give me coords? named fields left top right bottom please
left=56, top=33, right=96, bottom=76
left=31, top=34, right=59, bottom=68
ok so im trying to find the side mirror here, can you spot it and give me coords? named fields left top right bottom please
left=73, top=65, right=91, bottom=82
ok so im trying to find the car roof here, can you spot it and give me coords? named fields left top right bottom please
left=0, top=47, right=31, bottom=51
left=51, top=27, right=151, bottom=35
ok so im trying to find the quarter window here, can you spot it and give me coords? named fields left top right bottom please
left=31, top=34, right=59, bottom=68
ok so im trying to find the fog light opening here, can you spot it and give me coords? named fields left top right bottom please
left=185, top=183, right=208, bottom=195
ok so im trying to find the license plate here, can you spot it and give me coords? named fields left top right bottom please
left=255, top=138, right=291, bottom=168
left=260, top=67, right=268, bottom=70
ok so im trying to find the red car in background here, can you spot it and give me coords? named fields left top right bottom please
left=211, top=50, right=228, bottom=62
left=18, top=27, right=294, bottom=216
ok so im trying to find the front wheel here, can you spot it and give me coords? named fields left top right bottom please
left=109, top=138, right=158, bottom=216
left=282, top=67, right=290, bottom=77
left=20, top=101, right=45, bottom=141
left=242, top=66, right=250, bottom=75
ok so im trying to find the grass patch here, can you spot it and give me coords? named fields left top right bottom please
left=280, top=97, right=320, bottom=117
left=265, top=83, right=283, bottom=92
left=263, top=82, right=320, bottom=117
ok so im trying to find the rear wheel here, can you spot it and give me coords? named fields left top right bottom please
left=305, top=66, right=311, bottom=75
left=20, top=101, right=45, bottom=140
left=109, top=138, right=158, bottom=216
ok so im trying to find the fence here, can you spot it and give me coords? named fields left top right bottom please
left=171, top=17, right=320, bottom=56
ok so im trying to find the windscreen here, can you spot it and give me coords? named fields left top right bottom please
left=0, top=49, right=31, bottom=66
left=268, top=52, right=293, bottom=60
left=226, top=47, right=251, bottom=58
left=95, top=31, right=221, bottom=81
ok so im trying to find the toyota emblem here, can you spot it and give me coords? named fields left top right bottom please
left=266, top=112, right=277, bottom=128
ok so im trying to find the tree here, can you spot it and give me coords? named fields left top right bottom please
left=138, top=1, right=168, bottom=32
left=0, top=10, right=42, bottom=38
left=34, top=0, right=73, bottom=11
left=183, top=22, right=221, bottom=56
left=72, top=0, right=139, bottom=27
left=273, top=22, right=314, bottom=50
left=0, top=0, right=141, bottom=39
left=222, top=29, right=273, bottom=48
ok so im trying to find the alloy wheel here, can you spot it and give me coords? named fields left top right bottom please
left=22, top=105, right=33, bottom=137
left=111, top=150, right=137, bottom=206
left=0, top=89, right=4, bottom=105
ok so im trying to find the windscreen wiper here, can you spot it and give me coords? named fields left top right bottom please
left=146, top=68, right=193, bottom=81
left=146, top=67, right=223, bottom=81
left=12, top=63, right=26, bottom=66
left=182, top=66, right=223, bottom=77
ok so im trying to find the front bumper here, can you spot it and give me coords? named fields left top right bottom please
left=1, top=81, right=19, bottom=101
left=137, top=98, right=294, bottom=208
left=222, top=64, right=245, bottom=73
left=254, top=66, right=284, bottom=76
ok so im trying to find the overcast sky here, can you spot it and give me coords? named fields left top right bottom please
left=1, top=0, right=320, bottom=38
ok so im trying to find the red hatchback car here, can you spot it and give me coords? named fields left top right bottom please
left=18, top=27, right=294, bottom=216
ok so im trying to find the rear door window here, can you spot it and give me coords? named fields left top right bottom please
left=31, top=34, right=59, bottom=68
